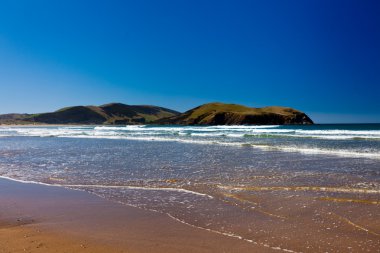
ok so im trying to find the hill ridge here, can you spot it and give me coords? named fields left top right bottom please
left=155, top=102, right=313, bottom=125
left=0, top=103, right=180, bottom=125
left=0, top=102, right=313, bottom=125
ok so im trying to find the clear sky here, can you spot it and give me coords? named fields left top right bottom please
left=0, top=0, right=379, bottom=123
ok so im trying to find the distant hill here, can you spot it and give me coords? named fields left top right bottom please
left=0, top=103, right=180, bottom=125
left=155, top=103, right=313, bottom=125
left=0, top=102, right=313, bottom=125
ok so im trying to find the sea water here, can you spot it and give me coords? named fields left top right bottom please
left=0, top=124, right=379, bottom=252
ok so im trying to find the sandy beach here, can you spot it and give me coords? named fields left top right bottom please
left=1, top=0, right=379, bottom=251
left=1, top=132, right=380, bottom=252
left=0, top=177, right=277, bottom=253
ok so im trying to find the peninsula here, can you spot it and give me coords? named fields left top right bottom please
left=0, top=102, right=313, bottom=125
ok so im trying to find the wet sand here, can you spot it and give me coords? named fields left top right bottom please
left=1, top=180, right=380, bottom=252
left=0, top=178, right=276, bottom=253
left=213, top=185, right=380, bottom=252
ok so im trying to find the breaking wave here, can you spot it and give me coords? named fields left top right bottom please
left=1, top=124, right=380, bottom=159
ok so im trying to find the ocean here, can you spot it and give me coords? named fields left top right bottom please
left=0, top=124, right=379, bottom=252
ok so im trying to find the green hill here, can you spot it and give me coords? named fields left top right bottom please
left=0, top=102, right=313, bottom=125
left=155, top=102, right=313, bottom=125
left=0, top=103, right=180, bottom=125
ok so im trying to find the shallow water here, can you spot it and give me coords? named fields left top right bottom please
left=0, top=125, right=379, bottom=252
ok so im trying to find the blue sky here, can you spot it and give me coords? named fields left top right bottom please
left=0, top=0, right=379, bottom=123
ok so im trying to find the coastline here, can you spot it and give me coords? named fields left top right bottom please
left=1, top=128, right=379, bottom=252
left=0, top=177, right=275, bottom=253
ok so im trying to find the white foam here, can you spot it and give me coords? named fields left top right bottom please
left=0, top=175, right=213, bottom=198
left=166, top=214, right=301, bottom=253
left=65, top=184, right=214, bottom=198
left=3, top=125, right=380, bottom=140
left=0, top=175, right=58, bottom=187
left=1, top=125, right=380, bottom=159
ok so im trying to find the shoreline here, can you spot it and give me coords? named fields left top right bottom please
left=0, top=177, right=275, bottom=253
left=1, top=133, right=379, bottom=252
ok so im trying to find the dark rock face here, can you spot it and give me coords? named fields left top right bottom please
left=240, top=113, right=313, bottom=125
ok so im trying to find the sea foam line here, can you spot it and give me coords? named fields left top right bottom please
left=328, top=212, right=380, bottom=237
left=0, top=176, right=213, bottom=199
left=2, top=126, right=380, bottom=159
left=218, top=185, right=380, bottom=194
left=64, top=184, right=213, bottom=198
left=166, top=214, right=301, bottom=253
left=2, top=131, right=379, bottom=159
left=64, top=135, right=380, bottom=160
left=0, top=175, right=57, bottom=187
left=86, top=184, right=300, bottom=253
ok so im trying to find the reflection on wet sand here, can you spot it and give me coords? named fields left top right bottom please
left=210, top=180, right=380, bottom=252
left=0, top=136, right=379, bottom=252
